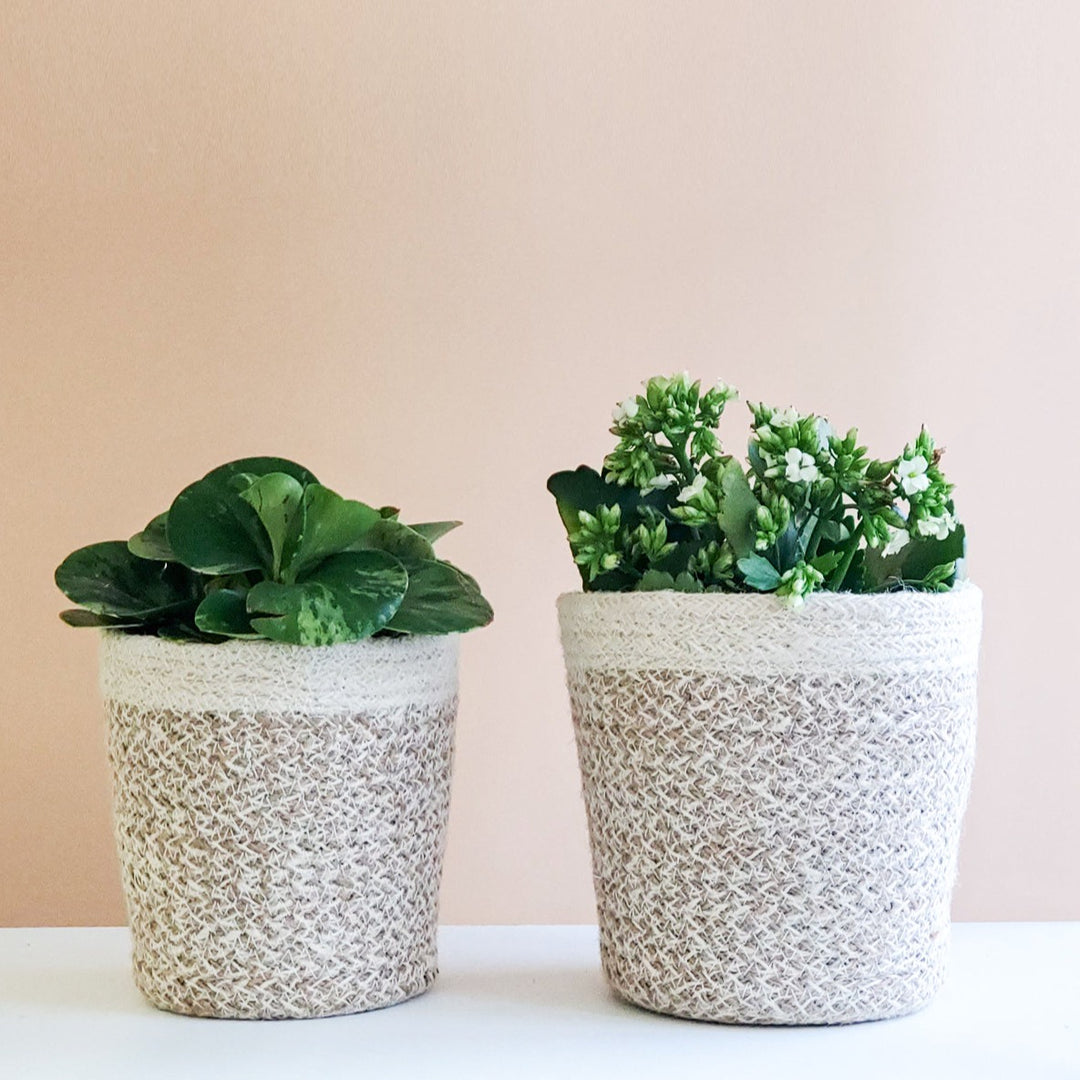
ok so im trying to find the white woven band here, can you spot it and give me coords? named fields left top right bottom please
left=99, top=631, right=460, bottom=712
left=558, top=583, right=982, bottom=676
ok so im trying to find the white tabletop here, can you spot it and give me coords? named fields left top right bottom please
left=1, top=923, right=1077, bottom=1079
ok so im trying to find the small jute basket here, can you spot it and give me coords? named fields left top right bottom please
left=558, top=585, right=982, bottom=1025
left=100, top=631, right=459, bottom=1020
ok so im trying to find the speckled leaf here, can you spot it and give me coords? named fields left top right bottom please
left=194, top=589, right=259, bottom=638
left=239, top=473, right=305, bottom=578
left=59, top=609, right=144, bottom=629
left=288, top=484, right=383, bottom=581
left=128, top=512, right=176, bottom=562
left=387, top=560, right=493, bottom=634
left=166, top=459, right=319, bottom=575
left=247, top=550, right=408, bottom=645
left=55, top=541, right=199, bottom=617
left=168, top=474, right=272, bottom=575
left=350, top=518, right=436, bottom=565
left=206, top=457, right=318, bottom=488
left=408, top=521, right=462, bottom=544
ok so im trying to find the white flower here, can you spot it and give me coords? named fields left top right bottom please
left=645, top=474, right=676, bottom=491
left=897, top=454, right=930, bottom=496
left=784, top=447, right=819, bottom=485
left=772, top=407, right=800, bottom=429
left=915, top=511, right=957, bottom=541
left=612, top=397, right=639, bottom=423
left=676, top=473, right=708, bottom=503
left=883, top=528, right=909, bottom=557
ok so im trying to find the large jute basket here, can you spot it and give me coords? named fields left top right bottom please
left=100, top=631, right=459, bottom=1019
left=558, top=585, right=982, bottom=1025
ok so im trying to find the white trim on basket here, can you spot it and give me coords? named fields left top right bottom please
left=557, top=582, right=982, bottom=677
left=99, top=631, right=460, bottom=713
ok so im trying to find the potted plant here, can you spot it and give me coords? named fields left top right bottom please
left=56, top=456, right=492, bottom=1019
left=549, top=375, right=981, bottom=1025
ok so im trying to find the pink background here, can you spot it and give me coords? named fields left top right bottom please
left=2, top=1, right=1077, bottom=925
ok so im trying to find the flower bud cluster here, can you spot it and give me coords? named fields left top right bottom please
left=896, top=428, right=957, bottom=542
left=688, top=539, right=736, bottom=587
left=748, top=404, right=830, bottom=500
left=776, top=560, right=825, bottom=608
left=604, top=373, right=736, bottom=493
left=568, top=504, right=623, bottom=581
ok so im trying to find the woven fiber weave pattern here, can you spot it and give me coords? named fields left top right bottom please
left=102, top=632, right=459, bottom=1019
left=559, top=586, right=982, bottom=1025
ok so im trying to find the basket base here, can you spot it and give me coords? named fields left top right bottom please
left=600, top=945, right=945, bottom=1026
left=133, top=960, right=438, bottom=1020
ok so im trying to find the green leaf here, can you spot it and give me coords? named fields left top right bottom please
left=56, top=541, right=200, bottom=618
left=350, top=518, right=436, bottom=565
left=717, top=461, right=760, bottom=559
left=864, top=524, right=967, bottom=590
left=208, top=457, right=318, bottom=487
left=674, top=571, right=704, bottom=593
left=649, top=539, right=698, bottom=579
left=918, top=561, right=957, bottom=591
left=636, top=569, right=676, bottom=591
left=378, top=506, right=400, bottom=520
left=239, top=473, right=305, bottom=579
left=747, top=440, right=768, bottom=480
left=547, top=467, right=668, bottom=534
left=168, top=473, right=272, bottom=575
left=775, top=522, right=801, bottom=570
left=737, top=554, right=782, bottom=591
left=128, top=512, right=176, bottom=562
left=289, top=484, right=383, bottom=581
left=839, top=547, right=866, bottom=592
left=546, top=466, right=678, bottom=588
left=166, top=459, right=320, bottom=576
left=386, top=560, right=493, bottom=634
left=194, top=589, right=259, bottom=638
left=809, top=549, right=845, bottom=577
left=59, top=609, right=144, bottom=629
left=818, top=518, right=849, bottom=544
left=247, top=550, right=408, bottom=645
left=408, top=521, right=462, bottom=544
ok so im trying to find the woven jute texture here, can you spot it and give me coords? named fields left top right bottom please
left=100, top=632, right=459, bottom=1020
left=559, top=585, right=982, bottom=1025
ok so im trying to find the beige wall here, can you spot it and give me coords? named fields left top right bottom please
left=2, top=1, right=1078, bottom=926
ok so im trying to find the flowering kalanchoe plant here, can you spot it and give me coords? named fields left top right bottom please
left=548, top=374, right=966, bottom=607
left=56, top=457, right=493, bottom=644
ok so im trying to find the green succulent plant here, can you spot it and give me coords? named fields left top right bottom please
left=549, top=374, right=966, bottom=606
left=56, top=457, right=493, bottom=644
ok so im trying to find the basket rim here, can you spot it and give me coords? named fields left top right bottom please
left=98, top=627, right=459, bottom=655
left=558, top=580, right=980, bottom=610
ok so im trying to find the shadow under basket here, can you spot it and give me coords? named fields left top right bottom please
left=558, top=585, right=982, bottom=1025
left=99, top=631, right=459, bottom=1019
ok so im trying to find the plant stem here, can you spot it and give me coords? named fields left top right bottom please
left=827, top=521, right=864, bottom=590
left=805, top=492, right=841, bottom=561
left=665, top=433, right=695, bottom=484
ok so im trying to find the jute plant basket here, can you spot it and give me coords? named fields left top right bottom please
left=100, top=631, right=459, bottom=1020
left=558, top=585, right=982, bottom=1025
